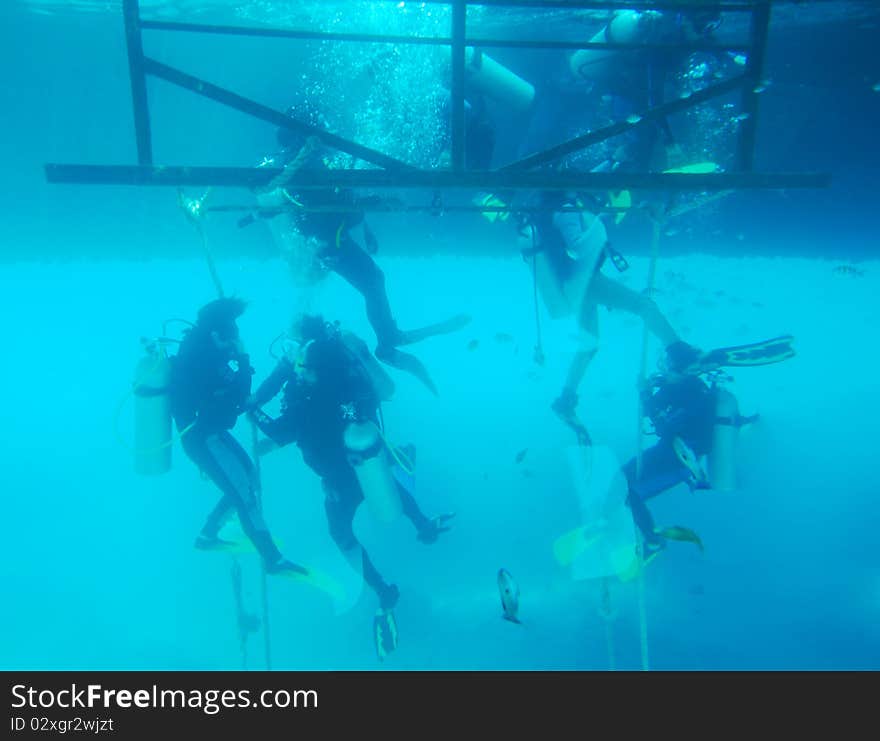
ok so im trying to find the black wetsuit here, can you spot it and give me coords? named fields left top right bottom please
left=252, top=335, right=431, bottom=601
left=285, top=167, right=402, bottom=351
left=623, top=375, right=717, bottom=541
left=169, top=328, right=283, bottom=566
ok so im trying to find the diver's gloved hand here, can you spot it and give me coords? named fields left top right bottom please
left=417, top=513, right=456, bottom=545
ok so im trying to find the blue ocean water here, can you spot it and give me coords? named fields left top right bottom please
left=1, top=1, right=878, bottom=671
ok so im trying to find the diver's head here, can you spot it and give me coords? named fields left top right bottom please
left=660, top=340, right=702, bottom=380
left=288, top=314, right=335, bottom=384
left=196, top=297, right=247, bottom=353
left=289, top=313, right=331, bottom=344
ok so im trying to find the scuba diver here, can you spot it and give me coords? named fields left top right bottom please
left=520, top=7, right=725, bottom=176
left=248, top=314, right=455, bottom=612
left=242, top=103, right=470, bottom=397
left=517, top=190, right=698, bottom=445
left=625, top=332, right=795, bottom=560
left=167, top=297, right=307, bottom=575
left=626, top=357, right=748, bottom=561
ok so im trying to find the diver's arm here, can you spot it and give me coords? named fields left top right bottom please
left=250, top=358, right=296, bottom=409
left=249, top=405, right=299, bottom=448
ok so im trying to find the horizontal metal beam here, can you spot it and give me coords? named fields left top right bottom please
left=44, top=164, right=831, bottom=191
left=140, top=19, right=748, bottom=52
left=142, top=57, right=415, bottom=172
left=209, top=204, right=632, bottom=216
left=140, top=20, right=451, bottom=46
left=407, top=1, right=758, bottom=11
left=503, top=74, right=748, bottom=171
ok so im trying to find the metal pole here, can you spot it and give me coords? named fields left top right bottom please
left=121, top=0, right=152, bottom=165
left=736, top=0, right=772, bottom=171
left=44, top=163, right=832, bottom=191
left=139, top=19, right=748, bottom=53
left=451, top=0, right=468, bottom=172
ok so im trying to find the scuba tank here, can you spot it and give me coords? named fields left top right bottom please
left=570, top=10, right=651, bottom=83
left=708, top=384, right=740, bottom=491
left=344, top=421, right=402, bottom=524
left=132, top=339, right=173, bottom=476
left=464, top=47, right=535, bottom=113
left=339, top=330, right=395, bottom=403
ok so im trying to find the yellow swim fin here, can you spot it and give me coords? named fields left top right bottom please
left=657, top=525, right=704, bottom=553
left=608, top=189, right=632, bottom=225
left=474, top=192, right=510, bottom=223
left=552, top=522, right=604, bottom=567
left=274, top=564, right=347, bottom=603
left=663, top=161, right=720, bottom=175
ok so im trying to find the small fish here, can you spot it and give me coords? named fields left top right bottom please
left=732, top=54, right=747, bottom=66
left=514, top=448, right=528, bottom=464
left=872, top=82, right=880, bottom=93
left=497, top=569, right=521, bottom=624
left=689, top=584, right=705, bottom=597
left=494, top=332, right=514, bottom=344
left=732, top=113, right=751, bottom=123
left=752, top=79, right=771, bottom=94
left=466, top=339, right=480, bottom=351
left=658, top=525, right=704, bottom=553
left=833, top=264, right=865, bottom=277
left=625, top=113, right=642, bottom=124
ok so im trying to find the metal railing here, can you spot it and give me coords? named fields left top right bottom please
left=45, top=0, right=831, bottom=196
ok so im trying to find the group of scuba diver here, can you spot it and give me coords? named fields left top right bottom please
left=132, top=6, right=797, bottom=659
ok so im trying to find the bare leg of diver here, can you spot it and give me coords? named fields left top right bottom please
left=590, top=272, right=679, bottom=347
left=324, top=478, right=400, bottom=610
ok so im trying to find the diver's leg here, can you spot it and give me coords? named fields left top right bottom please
left=551, top=285, right=599, bottom=444
left=200, top=495, right=236, bottom=540
left=180, top=431, right=237, bottom=544
left=590, top=271, right=679, bottom=346
left=199, top=432, right=285, bottom=568
left=398, top=482, right=432, bottom=533
left=330, top=237, right=402, bottom=348
left=323, top=470, right=400, bottom=609
left=622, top=442, right=692, bottom=548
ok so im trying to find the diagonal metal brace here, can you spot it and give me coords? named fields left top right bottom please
left=142, top=57, right=415, bottom=172
left=502, top=74, right=748, bottom=171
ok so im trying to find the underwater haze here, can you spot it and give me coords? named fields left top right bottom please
left=1, top=0, right=879, bottom=671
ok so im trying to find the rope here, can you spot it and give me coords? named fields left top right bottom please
left=632, top=217, right=663, bottom=672
left=197, top=221, right=225, bottom=298
left=251, top=418, right=273, bottom=671
left=600, top=577, right=616, bottom=671
left=531, top=228, right=545, bottom=366
left=178, top=188, right=225, bottom=297
left=231, top=557, right=249, bottom=670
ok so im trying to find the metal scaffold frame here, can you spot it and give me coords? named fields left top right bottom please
left=44, top=0, right=831, bottom=200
